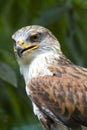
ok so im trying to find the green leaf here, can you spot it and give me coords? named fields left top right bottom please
left=0, top=62, right=17, bottom=87
left=72, top=0, right=87, bottom=9
left=0, top=50, right=17, bottom=69
left=33, top=3, right=67, bottom=25
left=12, top=124, right=44, bottom=130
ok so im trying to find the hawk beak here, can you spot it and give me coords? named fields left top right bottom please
left=14, top=40, right=39, bottom=57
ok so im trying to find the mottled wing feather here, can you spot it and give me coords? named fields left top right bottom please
left=28, top=65, right=87, bottom=129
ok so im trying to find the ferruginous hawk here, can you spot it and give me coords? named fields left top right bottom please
left=12, top=25, right=87, bottom=130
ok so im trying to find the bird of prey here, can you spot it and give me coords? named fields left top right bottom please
left=12, top=25, right=87, bottom=130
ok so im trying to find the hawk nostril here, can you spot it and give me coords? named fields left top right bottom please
left=19, top=40, right=24, bottom=46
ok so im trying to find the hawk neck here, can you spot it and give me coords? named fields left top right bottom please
left=18, top=51, right=60, bottom=83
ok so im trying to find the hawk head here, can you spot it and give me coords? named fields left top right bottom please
left=12, top=25, right=62, bottom=64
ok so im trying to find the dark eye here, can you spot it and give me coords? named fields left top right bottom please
left=30, top=33, right=40, bottom=42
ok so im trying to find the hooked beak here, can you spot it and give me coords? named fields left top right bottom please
left=14, top=40, right=39, bottom=57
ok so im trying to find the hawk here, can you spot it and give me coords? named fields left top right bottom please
left=12, top=25, right=87, bottom=130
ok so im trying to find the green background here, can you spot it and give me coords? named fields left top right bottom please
left=0, top=0, right=87, bottom=130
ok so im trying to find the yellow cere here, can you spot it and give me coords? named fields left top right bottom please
left=19, top=40, right=24, bottom=46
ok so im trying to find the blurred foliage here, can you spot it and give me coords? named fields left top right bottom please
left=0, top=0, right=87, bottom=130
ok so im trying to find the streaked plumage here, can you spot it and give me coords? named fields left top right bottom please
left=12, top=25, right=87, bottom=130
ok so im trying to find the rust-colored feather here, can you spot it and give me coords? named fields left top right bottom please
left=27, top=64, right=87, bottom=129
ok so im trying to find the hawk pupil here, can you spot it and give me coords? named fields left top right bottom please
left=30, top=34, right=39, bottom=42
left=33, top=35, right=38, bottom=39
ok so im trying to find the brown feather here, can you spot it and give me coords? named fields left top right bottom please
left=27, top=64, right=87, bottom=129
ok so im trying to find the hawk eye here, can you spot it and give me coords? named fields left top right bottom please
left=30, top=33, right=40, bottom=42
